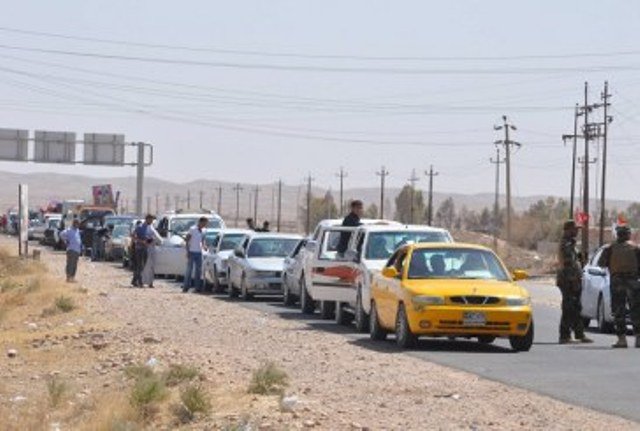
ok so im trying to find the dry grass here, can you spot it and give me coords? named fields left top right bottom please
left=47, top=375, right=69, bottom=408
left=248, top=362, right=289, bottom=396
left=172, top=384, right=212, bottom=424
left=163, top=364, right=200, bottom=387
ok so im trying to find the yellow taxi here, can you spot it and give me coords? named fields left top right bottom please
left=369, top=243, right=533, bottom=351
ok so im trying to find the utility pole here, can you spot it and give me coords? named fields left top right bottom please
left=599, top=81, right=612, bottom=247
left=582, top=82, right=591, bottom=259
left=562, top=104, right=582, bottom=219
left=254, top=185, right=260, bottom=222
left=304, top=174, right=314, bottom=234
left=146, top=196, right=151, bottom=215
left=174, top=195, right=180, bottom=211
left=164, top=194, right=170, bottom=212
left=489, top=151, right=505, bottom=251
left=425, top=165, right=439, bottom=226
left=187, top=190, right=191, bottom=209
left=376, top=166, right=389, bottom=219
left=336, top=167, right=348, bottom=215
left=199, top=190, right=204, bottom=209
left=494, top=116, right=521, bottom=247
left=233, top=183, right=243, bottom=227
left=217, top=185, right=223, bottom=214
left=407, top=169, right=420, bottom=224
left=277, top=179, right=283, bottom=232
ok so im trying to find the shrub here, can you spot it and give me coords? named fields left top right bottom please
left=124, top=365, right=155, bottom=381
left=173, top=385, right=211, bottom=423
left=163, top=364, right=199, bottom=387
left=248, top=362, right=289, bottom=396
left=55, top=296, right=76, bottom=313
left=47, top=376, right=68, bottom=408
left=130, top=375, right=168, bottom=420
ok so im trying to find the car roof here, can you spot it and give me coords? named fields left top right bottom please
left=356, top=224, right=449, bottom=233
left=220, top=228, right=253, bottom=235
left=408, top=242, right=492, bottom=252
left=249, top=233, right=303, bottom=240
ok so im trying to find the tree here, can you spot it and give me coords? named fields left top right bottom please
left=394, top=185, right=425, bottom=224
left=299, top=191, right=338, bottom=230
left=364, top=203, right=379, bottom=219
left=435, top=197, right=456, bottom=229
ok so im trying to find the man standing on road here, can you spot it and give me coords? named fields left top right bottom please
left=131, top=214, right=155, bottom=288
left=598, top=224, right=640, bottom=348
left=183, top=217, right=208, bottom=293
left=337, top=200, right=364, bottom=256
left=60, top=219, right=82, bottom=283
left=557, top=220, right=593, bottom=344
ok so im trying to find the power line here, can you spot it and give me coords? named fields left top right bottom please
left=336, top=167, right=348, bottom=215
left=3, top=26, right=640, bottom=62
left=494, top=115, right=521, bottom=247
left=376, top=167, right=390, bottom=219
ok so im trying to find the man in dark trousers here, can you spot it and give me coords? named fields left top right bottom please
left=337, top=200, right=364, bottom=256
left=598, top=224, right=640, bottom=348
left=557, top=220, right=593, bottom=344
left=131, top=214, right=155, bottom=288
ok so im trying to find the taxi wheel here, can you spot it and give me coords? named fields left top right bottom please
left=395, top=304, right=417, bottom=349
left=283, top=277, right=296, bottom=306
left=509, top=321, right=534, bottom=352
left=300, top=276, right=315, bottom=315
left=477, top=335, right=496, bottom=344
left=354, top=287, right=370, bottom=333
left=320, top=301, right=335, bottom=320
left=369, top=302, right=387, bottom=341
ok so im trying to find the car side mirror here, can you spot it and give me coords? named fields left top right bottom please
left=588, top=268, right=607, bottom=277
left=512, top=269, right=528, bottom=281
left=234, top=247, right=245, bottom=258
left=382, top=267, right=399, bottom=278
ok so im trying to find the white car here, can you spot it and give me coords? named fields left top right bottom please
left=33, top=213, right=61, bottom=242
left=154, top=212, right=225, bottom=278
left=203, top=229, right=253, bottom=292
left=282, top=238, right=309, bottom=306
left=303, top=224, right=453, bottom=330
left=227, top=233, right=303, bottom=300
left=580, top=245, right=623, bottom=333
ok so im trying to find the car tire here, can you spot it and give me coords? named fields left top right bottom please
left=320, top=301, right=335, bottom=320
left=335, top=302, right=353, bottom=326
left=354, top=286, right=369, bottom=333
left=212, top=266, right=223, bottom=293
left=283, top=276, right=296, bottom=306
left=369, top=301, right=387, bottom=341
left=582, top=317, right=591, bottom=329
left=597, top=295, right=614, bottom=334
left=477, top=335, right=496, bottom=344
left=300, top=276, right=315, bottom=315
left=395, top=303, right=417, bottom=349
left=509, top=320, right=534, bottom=352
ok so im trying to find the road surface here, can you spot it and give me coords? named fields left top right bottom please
left=205, top=280, right=640, bottom=423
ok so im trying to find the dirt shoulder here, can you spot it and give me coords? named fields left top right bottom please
left=0, top=236, right=636, bottom=430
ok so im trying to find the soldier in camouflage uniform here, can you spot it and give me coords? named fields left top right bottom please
left=557, top=220, right=593, bottom=344
left=597, top=225, right=640, bottom=348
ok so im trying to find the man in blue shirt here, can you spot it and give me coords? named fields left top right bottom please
left=132, top=214, right=155, bottom=287
left=60, top=219, right=82, bottom=283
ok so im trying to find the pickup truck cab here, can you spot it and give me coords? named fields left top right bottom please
left=304, top=223, right=453, bottom=331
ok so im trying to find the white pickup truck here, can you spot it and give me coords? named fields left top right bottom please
left=302, top=223, right=453, bottom=331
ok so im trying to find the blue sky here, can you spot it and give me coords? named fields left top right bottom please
left=1, top=1, right=640, bottom=202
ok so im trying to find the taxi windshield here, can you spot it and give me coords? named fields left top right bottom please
left=407, top=248, right=509, bottom=281
left=365, top=231, right=450, bottom=260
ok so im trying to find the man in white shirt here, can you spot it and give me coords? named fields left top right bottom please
left=183, top=217, right=209, bottom=293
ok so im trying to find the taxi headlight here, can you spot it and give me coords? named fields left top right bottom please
left=412, top=295, right=445, bottom=305
left=506, top=297, right=530, bottom=306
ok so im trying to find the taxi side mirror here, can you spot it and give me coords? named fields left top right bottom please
left=382, top=267, right=399, bottom=278
left=512, top=269, right=528, bottom=281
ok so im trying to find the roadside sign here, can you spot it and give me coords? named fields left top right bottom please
left=34, top=130, right=76, bottom=164
left=83, top=133, right=125, bottom=165
left=92, top=184, right=115, bottom=207
left=0, top=128, right=29, bottom=161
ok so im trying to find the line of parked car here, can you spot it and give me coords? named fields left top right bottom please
left=26, top=208, right=537, bottom=352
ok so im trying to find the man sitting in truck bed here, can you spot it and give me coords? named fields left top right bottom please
left=336, top=200, right=364, bottom=257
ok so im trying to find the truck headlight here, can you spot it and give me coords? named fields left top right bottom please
left=506, top=297, right=530, bottom=306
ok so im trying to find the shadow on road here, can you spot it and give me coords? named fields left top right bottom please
left=348, top=337, right=515, bottom=354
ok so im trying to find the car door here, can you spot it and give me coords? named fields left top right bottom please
left=309, top=227, right=359, bottom=303
left=377, top=249, right=407, bottom=327
left=284, top=239, right=306, bottom=292
left=582, top=248, right=607, bottom=318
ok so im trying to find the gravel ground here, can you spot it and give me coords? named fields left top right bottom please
left=3, top=237, right=638, bottom=430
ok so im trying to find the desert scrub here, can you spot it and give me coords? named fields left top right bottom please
left=163, top=364, right=200, bottom=387
left=124, top=365, right=155, bottom=381
left=173, top=384, right=211, bottom=424
left=248, top=362, right=289, bottom=396
left=43, top=295, right=76, bottom=316
left=130, top=374, right=168, bottom=420
left=47, top=375, right=68, bottom=408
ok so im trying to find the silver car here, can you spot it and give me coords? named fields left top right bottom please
left=227, top=233, right=303, bottom=300
left=581, top=246, right=616, bottom=333
left=203, top=229, right=252, bottom=292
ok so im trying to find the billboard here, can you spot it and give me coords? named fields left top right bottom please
left=34, top=130, right=76, bottom=164
left=92, top=184, right=115, bottom=207
left=0, top=128, right=29, bottom=161
left=83, top=133, right=125, bottom=165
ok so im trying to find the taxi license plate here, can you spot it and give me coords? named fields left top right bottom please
left=463, top=312, right=486, bottom=326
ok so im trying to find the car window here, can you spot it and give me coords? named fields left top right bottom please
left=365, top=231, right=451, bottom=261
left=247, top=238, right=300, bottom=258
left=408, top=248, right=508, bottom=281
left=219, top=233, right=246, bottom=251
left=318, top=230, right=344, bottom=260
left=290, top=240, right=306, bottom=258
left=204, top=231, right=221, bottom=248
left=591, top=249, right=604, bottom=266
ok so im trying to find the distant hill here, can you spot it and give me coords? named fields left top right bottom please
left=0, top=171, right=634, bottom=230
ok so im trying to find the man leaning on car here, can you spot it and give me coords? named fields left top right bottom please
left=557, top=220, right=593, bottom=345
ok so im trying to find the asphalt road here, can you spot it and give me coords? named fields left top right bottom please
left=199, top=280, right=640, bottom=423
